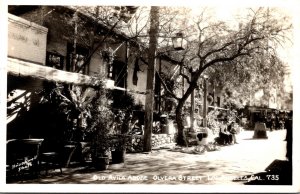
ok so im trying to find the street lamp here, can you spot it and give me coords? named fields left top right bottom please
left=172, top=32, right=187, bottom=51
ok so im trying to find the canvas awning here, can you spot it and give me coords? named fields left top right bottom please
left=7, top=57, right=102, bottom=87
left=7, top=58, right=148, bottom=95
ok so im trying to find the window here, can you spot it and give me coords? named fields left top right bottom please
left=111, top=60, right=126, bottom=88
left=66, top=44, right=89, bottom=74
left=46, top=52, right=64, bottom=70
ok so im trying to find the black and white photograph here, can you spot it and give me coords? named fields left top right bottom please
left=1, top=0, right=299, bottom=193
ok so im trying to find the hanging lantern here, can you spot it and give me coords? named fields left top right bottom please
left=172, top=32, right=187, bottom=51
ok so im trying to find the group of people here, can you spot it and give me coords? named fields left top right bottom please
left=263, top=111, right=288, bottom=131
left=216, top=120, right=239, bottom=145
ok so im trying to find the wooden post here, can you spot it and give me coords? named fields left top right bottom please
left=190, top=70, right=195, bottom=131
left=72, top=11, right=78, bottom=72
left=143, top=6, right=159, bottom=152
left=203, top=78, right=208, bottom=127
left=125, top=41, right=129, bottom=93
left=158, top=57, right=162, bottom=114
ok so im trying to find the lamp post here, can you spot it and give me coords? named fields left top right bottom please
left=143, top=6, right=159, bottom=152
left=143, top=7, right=186, bottom=152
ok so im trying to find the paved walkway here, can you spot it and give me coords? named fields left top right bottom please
left=8, top=130, right=287, bottom=185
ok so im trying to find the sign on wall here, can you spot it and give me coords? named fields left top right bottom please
left=8, top=13, right=48, bottom=65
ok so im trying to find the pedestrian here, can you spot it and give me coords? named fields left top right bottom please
left=228, top=121, right=238, bottom=144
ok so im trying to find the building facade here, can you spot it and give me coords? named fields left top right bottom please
left=7, top=6, right=146, bottom=139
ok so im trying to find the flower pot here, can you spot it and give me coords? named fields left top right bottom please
left=93, top=156, right=109, bottom=170
left=111, top=149, right=126, bottom=164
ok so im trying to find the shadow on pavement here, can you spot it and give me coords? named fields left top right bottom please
left=242, top=159, right=292, bottom=185
left=242, top=138, right=267, bottom=140
left=7, top=150, right=234, bottom=184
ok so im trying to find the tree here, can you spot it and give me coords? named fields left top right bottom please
left=43, top=6, right=292, bottom=147
left=205, top=52, right=287, bottom=109
left=153, top=7, right=292, bottom=146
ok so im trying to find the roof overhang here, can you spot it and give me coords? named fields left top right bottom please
left=7, top=57, right=102, bottom=87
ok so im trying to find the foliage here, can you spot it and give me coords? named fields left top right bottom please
left=206, top=110, right=222, bottom=132
left=205, top=52, right=287, bottom=108
left=85, top=89, right=115, bottom=155
left=159, top=72, right=178, bottom=99
left=109, top=90, right=136, bottom=111
left=108, top=90, right=143, bottom=150
left=39, top=79, right=106, bottom=142
left=155, top=7, right=291, bottom=146
left=40, top=81, right=134, bottom=154
left=41, top=6, right=292, bottom=148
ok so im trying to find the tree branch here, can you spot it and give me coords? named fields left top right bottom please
left=156, top=71, right=181, bottom=101
left=76, top=20, right=120, bottom=73
left=140, top=56, right=180, bottom=100
left=179, top=72, right=191, bottom=84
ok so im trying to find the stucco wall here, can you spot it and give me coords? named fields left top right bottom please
left=8, top=13, right=48, bottom=65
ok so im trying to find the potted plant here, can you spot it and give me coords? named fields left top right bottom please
left=110, top=110, right=132, bottom=164
left=87, top=89, right=115, bottom=170
left=39, top=78, right=117, bottom=169
left=110, top=135, right=127, bottom=164
left=92, top=131, right=110, bottom=170
left=108, top=91, right=141, bottom=164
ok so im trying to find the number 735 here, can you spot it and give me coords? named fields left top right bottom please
left=266, top=175, right=279, bottom=180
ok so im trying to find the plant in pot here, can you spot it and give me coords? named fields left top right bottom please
left=109, top=91, right=142, bottom=164
left=109, top=110, right=129, bottom=164
left=86, top=89, right=115, bottom=170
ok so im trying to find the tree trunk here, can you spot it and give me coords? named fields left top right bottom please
left=175, top=100, right=187, bottom=146
left=175, top=82, right=198, bottom=146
